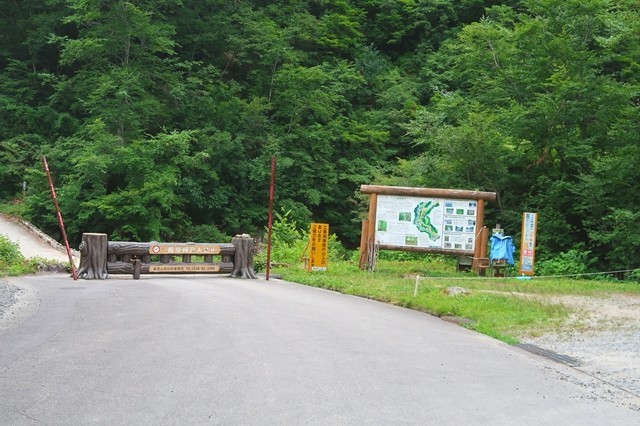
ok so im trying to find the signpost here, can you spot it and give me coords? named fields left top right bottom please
left=266, top=156, right=276, bottom=281
left=519, top=212, right=538, bottom=276
left=308, top=223, right=329, bottom=272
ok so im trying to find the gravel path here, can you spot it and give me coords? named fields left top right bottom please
left=520, top=293, right=640, bottom=398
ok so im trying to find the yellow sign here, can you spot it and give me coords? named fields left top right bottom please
left=148, top=264, right=221, bottom=273
left=149, top=243, right=221, bottom=255
left=308, top=223, right=329, bottom=272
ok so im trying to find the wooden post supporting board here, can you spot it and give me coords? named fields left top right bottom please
left=358, top=220, right=369, bottom=269
left=359, top=193, right=378, bottom=270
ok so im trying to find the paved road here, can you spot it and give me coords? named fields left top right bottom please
left=1, top=275, right=639, bottom=425
left=0, top=215, right=77, bottom=264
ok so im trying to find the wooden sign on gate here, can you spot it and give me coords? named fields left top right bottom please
left=149, top=243, right=221, bottom=255
left=148, top=264, right=221, bottom=273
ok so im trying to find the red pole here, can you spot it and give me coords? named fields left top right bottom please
left=266, top=156, right=276, bottom=281
left=43, top=156, right=78, bottom=281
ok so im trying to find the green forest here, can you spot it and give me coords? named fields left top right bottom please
left=1, top=0, right=639, bottom=273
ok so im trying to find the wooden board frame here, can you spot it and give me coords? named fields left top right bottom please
left=358, top=185, right=496, bottom=273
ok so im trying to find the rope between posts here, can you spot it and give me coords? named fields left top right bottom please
left=412, top=269, right=638, bottom=297
left=414, top=268, right=637, bottom=281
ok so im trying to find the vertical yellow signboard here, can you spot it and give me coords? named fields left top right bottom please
left=519, top=212, right=538, bottom=276
left=308, top=223, right=329, bottom=272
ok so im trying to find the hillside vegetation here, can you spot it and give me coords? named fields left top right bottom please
left=1, top=0, right=639, bottom=273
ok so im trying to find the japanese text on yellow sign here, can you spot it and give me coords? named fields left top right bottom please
left=308, top=223, right=329, bottom=272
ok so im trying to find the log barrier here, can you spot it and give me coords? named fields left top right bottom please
left=77, top=233, right=257, bottom=280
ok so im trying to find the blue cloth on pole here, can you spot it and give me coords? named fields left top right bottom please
left=490, top=234, right=516, bottom=265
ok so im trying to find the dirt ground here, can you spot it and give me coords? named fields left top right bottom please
left=519, top=293, right=640, bottom=397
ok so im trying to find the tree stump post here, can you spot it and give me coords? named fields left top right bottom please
left=230, top=234, right=258, bottom=279
left=77, top=233, right=109, bottom=280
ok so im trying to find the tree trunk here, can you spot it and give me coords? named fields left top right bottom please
left=230, top=234, right=258, bottom=279
left=77, top=233, right=109, bottom=280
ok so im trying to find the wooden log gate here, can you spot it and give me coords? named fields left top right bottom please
left=76, top=233, right=257, bottom=280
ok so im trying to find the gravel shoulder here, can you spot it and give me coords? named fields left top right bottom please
left=0, top=278, right=39, bottom=334
left=519, top=293, right=640, bottom=397
left=0, top=214, right=73, bottom=332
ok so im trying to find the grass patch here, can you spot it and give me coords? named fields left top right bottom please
left=0, top=234, right=65, bottom=276
left=274, top=257, right=640, bottom=344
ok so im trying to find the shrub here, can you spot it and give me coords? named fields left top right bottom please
left=254, top=209, right=350, bottom=272
left=0, top=234, right=24, bottom=273
left=182, top=224, right=231, bottom=243
left=536, top=249, right=595, bottom=277
left=0, top=234, right=64, bottom=276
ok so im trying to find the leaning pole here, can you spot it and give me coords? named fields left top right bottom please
left=43, top=156, right=77, bottom=281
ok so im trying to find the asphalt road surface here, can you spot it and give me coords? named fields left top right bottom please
left=1, top=274, right=639, bottom=425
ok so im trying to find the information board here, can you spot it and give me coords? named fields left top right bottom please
left=375, top=195, right=477, bottom=252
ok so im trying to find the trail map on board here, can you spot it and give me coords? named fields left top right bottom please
left=375, top=195, right=477, bottom=251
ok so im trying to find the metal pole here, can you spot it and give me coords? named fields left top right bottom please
left=43, top=156, right=78, bottom=281
left=266, top=156, right=276, bottom=281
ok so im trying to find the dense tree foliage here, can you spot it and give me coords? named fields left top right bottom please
left=1, top=0, right=638, bottom=272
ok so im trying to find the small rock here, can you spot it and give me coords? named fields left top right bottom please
left=444, top=286, right=470, bottom=296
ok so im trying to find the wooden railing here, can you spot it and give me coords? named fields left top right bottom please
left=76, top=233, right=257, bottom=280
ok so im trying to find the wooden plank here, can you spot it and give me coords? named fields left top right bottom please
left=358, top=220, right=369, bottom=269
left=108, top=241, right=151, bottom=255
left=149, top=264, right=221, bottom=273
left=108, top=241, right=235, bottom=256
left=107, top=261, right=234, bottom=275
left=473, top=199, right=485, bottom=274
left=377, top=245, right=474, bottom=257
left=360, top=185, right=497, bottom=202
